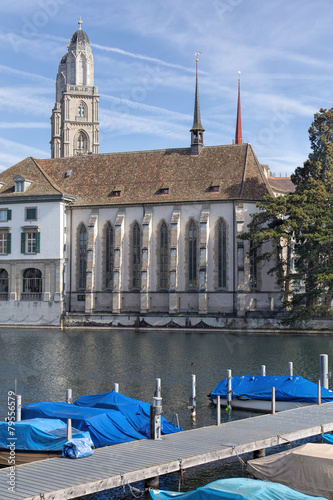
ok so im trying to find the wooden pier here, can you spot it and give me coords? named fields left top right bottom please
left=2, top=402, right=333, bottom=500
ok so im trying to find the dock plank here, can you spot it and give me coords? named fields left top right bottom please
left=1, top=403, right=333, bottom=500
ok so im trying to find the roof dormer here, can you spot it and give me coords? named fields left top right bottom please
left=13, top=175, right=33, bottom=193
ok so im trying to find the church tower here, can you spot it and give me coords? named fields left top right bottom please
left=190, top=54, right=204, bottom=156
left=50, top=18, right=99, bottom=158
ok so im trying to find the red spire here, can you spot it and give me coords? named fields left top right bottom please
left=234, top=75, right=242, bottom=145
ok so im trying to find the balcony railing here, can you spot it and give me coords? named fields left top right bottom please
left=21, top=293, right=42, bottom=301
left=0, top=293, right=8, bottom=301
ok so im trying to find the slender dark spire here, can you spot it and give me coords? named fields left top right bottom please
left=190, top=53, right=205, bottom=155
left=234, top=72, right=243, bottom=145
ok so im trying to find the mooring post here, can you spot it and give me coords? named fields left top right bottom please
left=190, top=373, right=196, bottom=422
left=150, top=378, right=162, bottom=440
left=227, top=369, right=232, bottom=409
left=320, top=354, right=329, bottom=389
left=66, top=389, right=72, bottom=441
left=289, top=362, right=293, bottom=377
left=145, top=476, right=160, bottom=498
left=15, top=395, right=21, bottom=422
left=217, top=395, right=221, bottom=426
left=155, top=378, right=161, bottom=398
left=261, top=365, right=266, bottom=376
left=271, top=386, right=276, bottom=414
left=113, top=383, right=119, bottom=393
left=318, top=380, right=321, bottom=405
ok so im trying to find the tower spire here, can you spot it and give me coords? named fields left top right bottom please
left=190, top=53, right=205, bottom=156
left=234, top=72, right=243, bottom=145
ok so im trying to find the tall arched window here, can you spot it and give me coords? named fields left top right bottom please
left=79, top=225, right=87, bottom=289
left=188, top=219, right=197, bottom=288
left=105, top=222, right=114, bottom=288
left=132, top=222, right=141, bottom=289
left=77, top=132, right=86, bottom=151
left=78, top=102, right=86, bottom=118
left=22, top=268, right=42, bottom=300
left=0, top=269, right=8, bottom=299
left=217, top=219, right=227, bottom=288
left=159, top=221, right=169, bottom=289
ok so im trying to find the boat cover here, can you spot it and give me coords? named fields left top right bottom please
left=0, top=418, right=92, bottom=451
left=210, top=375, right=333, bottom=402
left=21, top=402, right=144, bottom=448
left=74, top=390, right=183, bottom=436
left=322, top=432, right=333, bottom=444
left=149, top=477, right=327, bottom=499
left=247, top=443, right=333, bottom=499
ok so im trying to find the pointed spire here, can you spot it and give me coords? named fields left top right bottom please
left=190, top=53, right=205, bottom=156
left=234, top=72, right=243, bottom=145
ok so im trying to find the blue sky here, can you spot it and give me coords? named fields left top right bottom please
left=0, top=0, right=332, bottom=175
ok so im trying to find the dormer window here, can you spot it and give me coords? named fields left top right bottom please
left=14, top=175, right=32, bottom=193
left=161, top=188, right=169, bottom=195
left=112, top=190, right=121, bottom=197
left=210, top=185, right=219, bottom=193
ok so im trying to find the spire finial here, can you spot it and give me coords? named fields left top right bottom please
left=78, top=17, right=82, bottom=29
left=190, top=52, right=205, bottom=155
left=234, top=71, right=243, bottom=145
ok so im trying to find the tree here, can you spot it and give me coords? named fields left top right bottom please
left=242, top=108, right=333, bottom=325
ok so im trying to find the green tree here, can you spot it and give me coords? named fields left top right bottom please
left=243, top=108, right=333, bottom=325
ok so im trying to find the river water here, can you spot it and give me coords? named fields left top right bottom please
left=1, top=327, right=332, bottom=498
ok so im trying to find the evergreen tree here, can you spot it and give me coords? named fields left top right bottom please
left=243, top=108, right=333, bottom=325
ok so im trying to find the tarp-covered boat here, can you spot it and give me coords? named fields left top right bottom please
left=149, top=478, right=327, bottom=499
left=0, top=418, right=92, bottom=465
left=247, top=443, right=333, bottom=499
left=209, top=375, right=333, bottom=412
left=74, top=390, right=182, bottom=436
left=21, top=402, right=145, bottom=448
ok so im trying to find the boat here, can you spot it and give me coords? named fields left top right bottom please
left=247, top=443, right=333, bottom=499
left=149, top=477, right=327, bottom=499
left=0, top=418, right=92, bottom=466
left=209, top=375, right=333, bottom=412
left=73, top=390, right=183, bottom=436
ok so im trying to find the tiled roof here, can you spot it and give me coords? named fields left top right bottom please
left=0, top=144, right=276, bottom=206
left=268, top=176, right=295, bottom=193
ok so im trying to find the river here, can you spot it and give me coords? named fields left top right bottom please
left=1, top=327, right=332, bottom=498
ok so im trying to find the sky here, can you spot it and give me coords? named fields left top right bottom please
left=0, top=0, right=333, bottom=176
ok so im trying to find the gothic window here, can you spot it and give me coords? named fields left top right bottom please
left=77, top=132, right=85, bottom=151
left=78, top=224, right=87, bottom=289
left=217, top=219, right=227, bottom=288
left=188, top=219, right=197, bottom=288
left=159, top=221, right=169, bottom=289
left=22, top=268, right=42, bottom=300
left=105, top=222, right=114, bottom=288
left=132, top=222, right=141, bottom=289
left=250, top=241, right=258, bottom=289
left=78, top=102, right=86, bottom=118
left=0, top=269, right=8, bottom=297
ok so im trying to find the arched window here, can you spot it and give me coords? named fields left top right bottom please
left=159, top=221, right=169, bottom=289
left=217, top=219, right=227, bottom=288
left=77, top=132, right=86, bottom=151
left=78, top=225, right=87, bottom=289
left=132, top=222, right=141, bottom=289
left=250, top=241, right=258, bottom=289
left=0, top=269, right=8, bottom=298
left=78, top=102, right=86, bottom=118
left=188, top=219, right=197, bottom=288
left=105, top=222, right=114, bottom=288
left=22, top=268, right=42, bottom=300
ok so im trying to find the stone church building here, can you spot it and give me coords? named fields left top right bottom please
left=0, top=21, right=293, bottom=328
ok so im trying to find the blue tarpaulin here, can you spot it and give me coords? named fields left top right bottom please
left=210, top=375, right=333, bottom=403
left=149, top=478, right=328, bottom=499
left=62, top=437, right=94, bottom=459
left=21, top=402, right=145, bottom=448
left=0, top=418, right=91, bottom=451
left=322, top=433, right=333, bottom=444
left=74, top=390, right=183, bottom=436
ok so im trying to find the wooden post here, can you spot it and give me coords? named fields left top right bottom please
left=271, top=387, right=276, bottom=414
left=320, top=354, right=329, bottom=389
left=217, top=395, right=221, bottom=426
left=15, top=395, right=21, bottom=422
left=318, top=380, right=321, bottom=405
left=261, top=365, right=266, bottom=376
left=227, top=369, right=232, bottom=409
left=289, top=362, right=293, bottom=377
left=113, top=383, right=119, bottom=393
left=190, top=374, right=196, bottom=422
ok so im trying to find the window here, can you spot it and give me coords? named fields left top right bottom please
left=210, top=185, right=219, bottom=193
left=159, top=221, right=169, bottom=289
left=161, top=188, right=169, bottom=195
left=22, top=268, right=42, bottom=300
left=25, top=207, right=37, bottom=221
left=105, top=222, right=114, bottom=288
left=21, top=231, right=40, bottom=254
left=78, top=102, right=86, bottom=117
left=112, top=190, right=121, bottom=197
left=0, top=269, right=8, bottom=298
left=250, top=241, right=257, bottom=289
left=78, top=224, right=87, bottom=289
left=16, top=181, right=24, bottom=192
left=132, top=222, right=141, bottom=289
left=0, top=232, right=11, bottom=254
left=188, top=219, right=197, bottom=288
left=217, top=219, right=226, bottom=288
left=0, top=209, right=11, bottom=221
left=14, top=176, right=32, bottom=193
left=237, top=244, right=244, bottom=287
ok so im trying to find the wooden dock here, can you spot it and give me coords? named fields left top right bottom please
left=2, top=402, right=333, bottom=500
